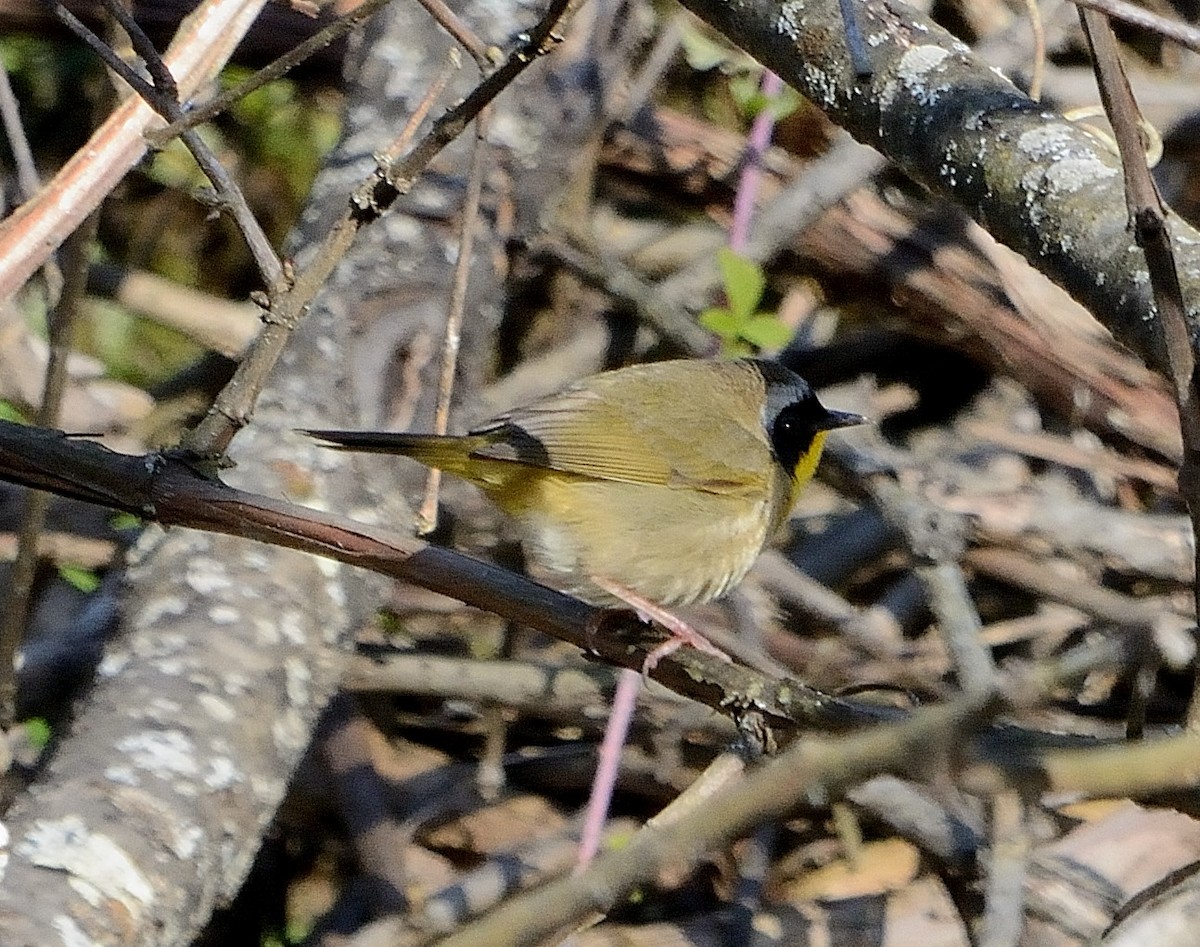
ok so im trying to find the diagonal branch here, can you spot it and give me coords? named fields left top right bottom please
left=673, top=0, right=1200, bottom=381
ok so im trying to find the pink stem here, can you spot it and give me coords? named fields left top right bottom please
left=729, top=70, right=784, bottom=253
left=575, top=667, right=641, bottom=870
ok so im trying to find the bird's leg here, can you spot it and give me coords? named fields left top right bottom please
left=591, top=576, right=731, bottom=671
left=575, top=577, right=731, bottom=871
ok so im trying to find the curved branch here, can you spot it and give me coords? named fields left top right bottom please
left=674, top=0, right=1200, bottom=376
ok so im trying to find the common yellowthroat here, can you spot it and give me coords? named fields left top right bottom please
left=307, top=357, right=862, bottom=657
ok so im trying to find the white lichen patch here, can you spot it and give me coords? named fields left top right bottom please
left=273, top=707, right=309, bottom=753
left=315, top=555, right=341, bottom=579
left=204, top=756, right=242, bottom=791
left=777, top=0, right=804, bottom=39
left=1018, top=126, right=1118, bottom=228
left=1016, top=124, right=1081, bottom=162
left=208, top=605, right=239, bottom=625
left=251, top=774, right=286, bottom=804
left=97, top=651, right=131, bottom=678
left=185, top=558, right=232, bottom=596
left=133, top=595, right=187, bottom=630
left=324, top=578, right=347, bottom=612
left=148, top=697, right=183, bottom=716
left=241, top=549, right=270, bottom=572
left=19, top=817, right=154, bottom=919
left=198, top=692, right=236, bottom=722
left=115, top=729, right=199, bottom=782
left=103, top=765, right=139, bottom=786
left=881, top=45, right=951, bottom=110
left=279, top=609, right=307, bottom=646
left=253, top=616, right=280, bottom=646
left=52, top=915, right=98, bottom=947
left=171, top=823, right=204, bottom=861
left=802, top=62, right=838, bottom=107
left=223, top=671, right=251, bottom=696
left=284, top=655, right=312, bottom=706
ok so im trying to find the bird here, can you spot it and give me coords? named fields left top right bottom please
left=305, top=356, right=863, bottom=664
left=308, top=356, right=863, bottom=868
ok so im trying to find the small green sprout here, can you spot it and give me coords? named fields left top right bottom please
left=700, top=249, right=793, bottom=356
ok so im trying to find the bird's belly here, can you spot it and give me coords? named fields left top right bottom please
left=512, top=477, right=773, bottom=608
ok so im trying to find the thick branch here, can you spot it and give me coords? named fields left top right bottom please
left=674, top=0, right=1200, bottom=376
left=0, top=421, right=881, bottom=734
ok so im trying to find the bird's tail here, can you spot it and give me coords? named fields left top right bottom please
left=303, top=429, right=488, bottom=478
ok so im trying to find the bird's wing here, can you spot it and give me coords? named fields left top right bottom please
left=472, top=382, right=769, bottom=495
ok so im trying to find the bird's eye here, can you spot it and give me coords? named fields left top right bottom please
left=770, top=403, right=816, bottom=474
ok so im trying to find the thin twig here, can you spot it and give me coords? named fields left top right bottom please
left=181, top=0, right=577, bottom=458
left=414, top=0, right=492, bottom=66
left=836, top=0, right=872, bottom=76
left=1022, top=0, right=1046, bottom=101
left=979, top=790, right=1028, bottom=947
left=1076, top=9, right=1200, bottom=727
left=181, top=49, right=459, bottom=461
left=0, top=62, right=42, bottom=201
left=0, top=0, right=265, bottom=300
left=51, top=0, right=283, bottom=286
left=102, top=0, right=284, bottom=285
left=439, top=697, right=990, bottom=947
left=869, top=477, right=996, bottom=696
left=147, top=0, right=396, bottom=145
left=0, top=55, right=63, bottom=296
left=1070, top=0, right=1200, bottom=54
left=0, top=216, right=96, bottom=725
left=417, top=111, right=491, bottom=533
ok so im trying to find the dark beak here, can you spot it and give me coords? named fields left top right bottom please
left=819, top=408, right=866, bottom=430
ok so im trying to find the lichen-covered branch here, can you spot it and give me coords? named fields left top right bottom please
left=674, top=0, right=1200, bottom=377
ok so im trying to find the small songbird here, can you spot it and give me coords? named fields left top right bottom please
left=307, top=357, right=863, bottom=660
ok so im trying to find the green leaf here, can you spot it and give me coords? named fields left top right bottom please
left=679, top=26, right=734, bottom=72
left=0, top=400, right=27, bottom=423
left=109, top=512, right=142, bottom=531
left=717, top=249, right=765, bottom=319
left=728, top=73, right=765, bottom=115
left=764, top=86, right=802, bottom=121
left=699, top=307, right=743, bottom=338
left=23, top=717, right=52, bottom=750
left=58, top=564, right=100, bottom=594
left=742, top=314, right=794, bottom=350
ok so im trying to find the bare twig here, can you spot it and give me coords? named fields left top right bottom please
left=1070, top=0, right=1200, bottom=54
left=417, top=112, right=491, bottom=534
left=1022, top=0, right=1046, bottom=100
left=836, top=0, right=872, bottom=77
left=869, top=477, right=996, bottom=696
left=182, top=0, right=578, bottom=458
left=146, top=0, right=396, bottom=145
left=979, top=791, right=1029, bottom=947
left=0, top=63, right=41, bottom=201
left=1076, top=9, right=1200, bottom=725
left=105, top=0, right=284, bottom=284
left=48, top=0, right=283, bottom=285
left=0, top=0, right=267, bottom=299
left=414, top=0, right=491, bottom=66
left=0, top=216, right=96, bottom=725
left=438, top=697, right=990, bottom=947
